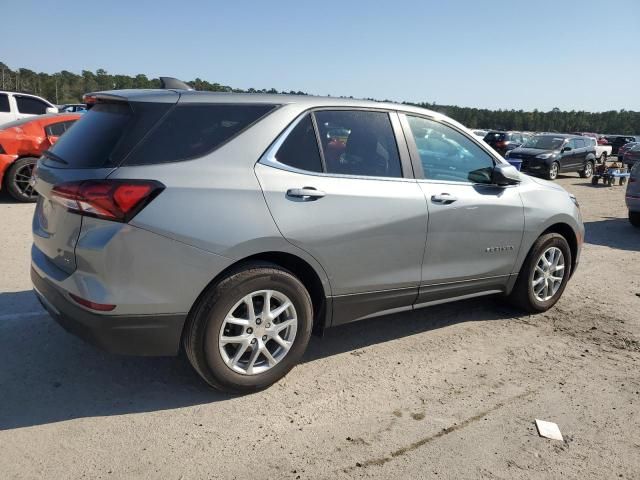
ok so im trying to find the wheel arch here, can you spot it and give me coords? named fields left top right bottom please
left=184, top=250, right=331, bottom=341
left=540, top=222, right=578, bottom=276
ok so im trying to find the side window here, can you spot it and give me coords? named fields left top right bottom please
left=314, top=110, right=402, bottom=178
left=16, top=96, right=48, bottom=114
left=567, top=139, right=577, bottom=149
left=406, top=115, right=495, bottom=184
left=124, top=104, right=276, bottom=165
left=575, top=138, right=586, bottom=148
left=274, top=114, right=323, bottom=172
left=45, top=122, right=67, bottom=137
left=63, top=120, right=77, bottom=131
left=0, top=93, right=9, bottom=112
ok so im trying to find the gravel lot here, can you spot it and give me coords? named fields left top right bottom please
left=0, top=175, right=638, bottom=480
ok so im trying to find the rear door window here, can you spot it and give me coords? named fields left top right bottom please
left=0, top=93, right=9, bottom=112
left=574, top=138, right=586, bottom=148
left=124, top=104, right=277, bottom=165
left=313, top=110, right=402, bottom=178
left=275, top=114, right=323, bottom=172
left=15, top=96, right=49, bottom=114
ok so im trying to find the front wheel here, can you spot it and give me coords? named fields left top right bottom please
left=546, top=162, right=560, bottom=180
left=508, top=233, right=572, bottom=313
left=183, top=263, right=313, bottom=393
left=579, top=160, right=594, bottom=178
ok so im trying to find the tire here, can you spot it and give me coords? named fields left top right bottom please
left=579, top=160, right=594, bottom=178
left=4, top=157, right=39, bottom=202
left=546, top=162, right=560, bottom=180
left=591, top=176, right=598, bottom=185
left=183, top=262, right=313, bottom=393
left=630, top=211, right=640, bottom=228
left=508, top=233, right=572, bottom=313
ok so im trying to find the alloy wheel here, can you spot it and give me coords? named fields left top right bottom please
left=549, top=163, right=559, bottom=180
left=584, top=162, right=593, bottom=177
left=218, top=289, right=298, bottom=375
left=13, top=163, right=37, bottom=200
left=531, top=247, right=565, bottom=302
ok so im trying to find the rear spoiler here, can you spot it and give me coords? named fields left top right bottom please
left=83, top=77, right=192, bottom=108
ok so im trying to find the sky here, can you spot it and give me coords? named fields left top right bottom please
left=2, top=0, right=639, bottom=112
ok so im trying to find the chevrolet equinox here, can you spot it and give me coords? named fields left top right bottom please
left=31, top=87, right=584, bottom=392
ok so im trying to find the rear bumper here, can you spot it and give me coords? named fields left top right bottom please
left=31, top=267, right=186, bottom=356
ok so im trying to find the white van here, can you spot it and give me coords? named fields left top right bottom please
left=0, top=91, right=58, bottom=126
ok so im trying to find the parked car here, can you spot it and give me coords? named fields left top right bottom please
left=0, top=91, right=58, bottom=126
left=483, top=131, right=530, bottom=156
left=572, top=133, right=611, bottom=163
left=626, top=161, right=640, bottom=227
left=617, top=141, right=639, bottom=162
left=0, top=113, right=81, bottom=201
left=622, top=145, right=640, bottom=169
left=31, top=89, right=584, bottom=392
left=506, top=134, right=597, bottom=180
left=470, top=129, right=488, bottom=140
left=605, top=135, right=638, bottom=155
left=57, top=103, right=87, bottom=113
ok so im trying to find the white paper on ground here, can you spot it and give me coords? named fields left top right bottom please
left=535, top=419, right=564, bottom=441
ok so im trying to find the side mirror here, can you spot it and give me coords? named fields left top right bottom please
left=492, top=163, right=521, bottom=186
left=45, top=106, right=58, bottom=114
left=561, top=146, right=571, bottom=153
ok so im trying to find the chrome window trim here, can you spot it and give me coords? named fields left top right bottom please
left=258, top=110, right=417, bottom=184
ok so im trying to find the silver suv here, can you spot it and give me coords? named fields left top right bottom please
left=31, top=89, right=584, bottom=392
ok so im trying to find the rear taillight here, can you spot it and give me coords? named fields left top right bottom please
left=51, top=180, right=164, bottom=222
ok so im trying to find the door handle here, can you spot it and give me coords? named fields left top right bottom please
left=431, top=193, right=458, bottom=204
left=286, top=187, right=326, bottom=200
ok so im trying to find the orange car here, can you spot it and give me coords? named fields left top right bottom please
left=0, top=113, right=81, bottom=201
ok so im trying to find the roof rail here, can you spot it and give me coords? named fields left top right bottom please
left=159, top=77, right=193, bottom=90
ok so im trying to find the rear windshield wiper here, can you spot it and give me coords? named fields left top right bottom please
left=43, top=150, right=69, bottom=165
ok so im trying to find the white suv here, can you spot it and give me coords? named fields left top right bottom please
left=0, top=91, right=58, bottom=126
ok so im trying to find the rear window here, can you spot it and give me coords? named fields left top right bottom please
left=123, top=104, right=277, bottom=165
left=48, top=103, right=136, bottom=168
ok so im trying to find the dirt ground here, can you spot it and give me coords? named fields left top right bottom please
left=0, top=174, right=638, bottom=480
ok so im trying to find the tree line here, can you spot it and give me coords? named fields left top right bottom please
left=2, top=62, right=638, bottom=135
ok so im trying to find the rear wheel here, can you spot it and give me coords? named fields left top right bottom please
left=546, top=162, right=559, bottom=180
left=630, top=211, right=640, bottom=228
left=5, top=157, right=38, bottom=202
left=183, top=263, right=313, bottom=393
left=579, top=160, right=594, bottom=178
left=508, top=233, right=572, bottom=313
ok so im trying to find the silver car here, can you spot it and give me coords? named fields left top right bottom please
left=626, top=161, right=640, bottom=227
left=31, top=88, right=584, bottom=392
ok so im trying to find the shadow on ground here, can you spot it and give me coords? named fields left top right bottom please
left=0, top=289, right=523, bottom=430
left=584, top=217, right=639, bottom=251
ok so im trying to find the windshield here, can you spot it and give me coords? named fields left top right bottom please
left=522, top=135, right=565, bottom=150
